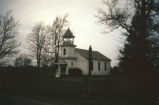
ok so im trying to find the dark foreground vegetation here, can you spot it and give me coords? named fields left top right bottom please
left=0, top=68, right=159, bottom=105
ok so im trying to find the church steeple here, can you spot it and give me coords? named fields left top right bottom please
left=62, top=28, right=76, bottom=47
left=63, top=28, right=75, bottom=38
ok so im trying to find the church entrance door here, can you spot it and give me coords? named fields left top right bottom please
left=60, top=64, right=67, bottom=75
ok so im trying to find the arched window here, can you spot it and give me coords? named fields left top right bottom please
left=63, top=48, right=66, bottom=55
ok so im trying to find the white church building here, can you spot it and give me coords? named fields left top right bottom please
left=56, top=28, right=111, bottom=76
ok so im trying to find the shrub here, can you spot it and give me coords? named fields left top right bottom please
left=68, top=68, right=82, bottom=76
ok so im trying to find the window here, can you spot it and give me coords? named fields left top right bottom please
left=98, top=62, right=100, bottom=71
left=63, top=48, right=66, bottom=55
left=71, top=62, right=73, bottom=66
left=105, top=62, right=107, bottom=70
left=91, top=61, right=93, bottom=70
left=89, top=61, right=93, bottom=70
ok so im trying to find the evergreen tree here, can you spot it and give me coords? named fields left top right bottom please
left=97, top=0, right=159, bottom=79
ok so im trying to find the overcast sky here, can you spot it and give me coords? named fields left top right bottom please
left=0, top=0, right=124, bottom=66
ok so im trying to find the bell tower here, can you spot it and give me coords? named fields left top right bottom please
left=61, top=28, right=76, bottom=57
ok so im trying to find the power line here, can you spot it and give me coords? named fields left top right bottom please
left=13, top=0, right=38, bottom=12
left=15, top=0, right=71, bottom=19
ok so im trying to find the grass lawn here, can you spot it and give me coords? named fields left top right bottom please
left=1, top=69, right=159, bottom=105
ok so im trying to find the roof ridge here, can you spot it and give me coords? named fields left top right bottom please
left=75, top=48, right=98, bottom=52
left=75, top=48, right=111, bottom=61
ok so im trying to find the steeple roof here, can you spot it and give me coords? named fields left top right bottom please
left=63, top=28, right=75, bottom=38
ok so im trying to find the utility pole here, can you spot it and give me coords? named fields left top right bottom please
left=84, top=45, right=92, bottom=98
left=55, top=40, right=61, bottom=77
left=54, top=27, right=60, bottom=77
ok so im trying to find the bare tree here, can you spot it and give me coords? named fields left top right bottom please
left=46, top=15, right=68, bottom=63
left=96, top=0, right=134, bottom=33
left=28, top=23, right=46, bottom=69
left=0, top=11, right=20, bottom=64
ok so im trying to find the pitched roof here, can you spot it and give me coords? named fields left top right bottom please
left=75, top=48, right=111, bottom=61
left=63, top=28, right=75, bottom=38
